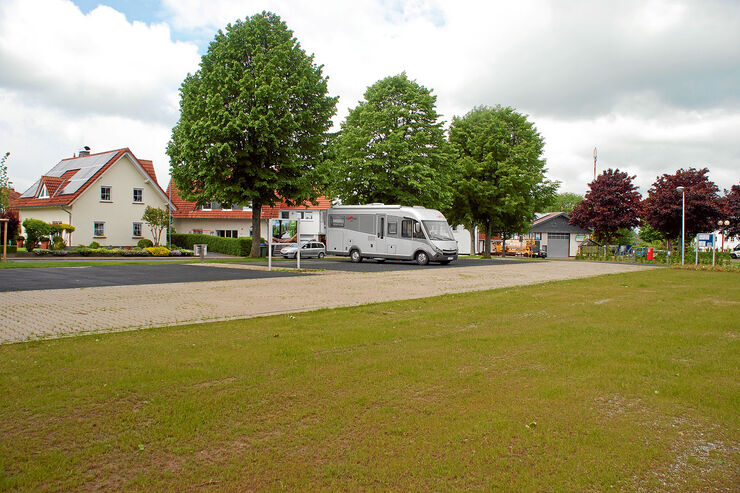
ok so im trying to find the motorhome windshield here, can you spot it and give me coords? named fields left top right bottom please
left=422, top=220, right=455, bottom=241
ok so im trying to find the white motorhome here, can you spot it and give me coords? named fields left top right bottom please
left=326, top=204, right=458, bottom=265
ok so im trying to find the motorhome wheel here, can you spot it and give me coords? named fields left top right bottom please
left=350, top=250, right=363, bottom=263
left=415, top=251, right=429, bottom=265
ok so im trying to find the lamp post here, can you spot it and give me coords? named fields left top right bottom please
left=593, top=146, right=597, bottom=181
left=718, top=219, right=730, bottom=251
left=676, top=186, right=685, bottom=265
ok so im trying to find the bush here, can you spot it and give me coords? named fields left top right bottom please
left=32, top=249, right=51, bottom=256
left=137, top=238, right=154, bottom=249
left=21, top=218, right=51, bottom=252
left=171, top=233, right=252, bottom=256
left=4, top=245, right=17, bottom=254
left=52, top=249, right=68, bottom=257
left=89, top=241, right=100, bottom=249
left=52, top=237, right=67, bottom=250
left=145, top=246, right=170, bottom=257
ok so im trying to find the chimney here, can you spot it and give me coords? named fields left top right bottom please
left=78, top=146, right=91, bottom=157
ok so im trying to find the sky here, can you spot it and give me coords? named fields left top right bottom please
left=1, top=0, right=738, bottom=197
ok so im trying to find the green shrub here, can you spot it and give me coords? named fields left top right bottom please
left=145, top=246, right=170, bottom=257
left=89, top=241, right=100, bottom=249
left=171, top=233, right=252, bottom=256
left=4, top=245, right=17, bottom=254
left=137, top=238, right=154, bottom=249
left=52, top=237, right=67, bottom=250
left=21, top=218, right=51, bottom=252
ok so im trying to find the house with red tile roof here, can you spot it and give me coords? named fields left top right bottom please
left=167, top=181, right=332, bottom=242
left=14, top=147, right=173, bottom=246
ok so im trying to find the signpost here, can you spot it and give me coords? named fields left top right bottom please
left=696, top=233, right=714, bottom=266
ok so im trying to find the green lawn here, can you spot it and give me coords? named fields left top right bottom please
left=1, top=269, right=738, bottom=491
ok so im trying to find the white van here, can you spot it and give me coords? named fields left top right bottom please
left=326, top=204, right=458, bottom=265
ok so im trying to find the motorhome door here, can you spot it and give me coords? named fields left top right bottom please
left=375, top=214, right=386, bottom=254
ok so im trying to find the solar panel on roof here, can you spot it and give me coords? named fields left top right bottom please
left=55, top=151, right=119, bottom=195
left=20, top=180, right=40, bottom=198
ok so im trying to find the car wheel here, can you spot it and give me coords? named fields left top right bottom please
left=415, top=251, right=429, bottom=265
left=318, top=252, right=325, bottom=259
left=350, top=250, right=362, bottom=263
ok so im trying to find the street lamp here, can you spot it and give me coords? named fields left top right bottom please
left=593, top=146, right=597, bottom=181
left=676, top=186, right=685, bottom=265
left=718, top=219, right=730, bottom=251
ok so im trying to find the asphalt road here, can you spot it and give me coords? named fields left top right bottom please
left=0, top=264, right=305, bottom=292
left=257, top=256, right=532, bottom=272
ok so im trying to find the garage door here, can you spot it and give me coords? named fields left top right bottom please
left=548, top=233, right=570, bottom=258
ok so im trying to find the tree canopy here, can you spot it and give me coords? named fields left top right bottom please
left=167, top=11, right=337, bottom=256
left=447, top=106, right=555, bottom=257
left=722, top=184, right=740, bottom=238
left=0, top=152, right=11, bottom=212
left=330, top=73, right=451, bottom=208
left=542, top=192, right=583, bottom=213
left=569, top=169, right=641, bottom=243
left=641, top=168, right=722, bottom=246
left=142, top=206, right=170, bottom=246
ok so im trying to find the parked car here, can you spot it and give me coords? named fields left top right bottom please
left=731, top=244, right=740, bottom=259
left=280, top=241, right=326, bottom=259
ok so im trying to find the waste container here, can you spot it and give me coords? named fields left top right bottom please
left=193, top=243, right=208, bottom=257
left=260, top=244, right=268, bottom=257
left=647, top=247, right=654, bottom=260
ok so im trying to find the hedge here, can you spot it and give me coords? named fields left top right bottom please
left=4, top=245, right=17, bottom=254
left=171, top=233, right=253, bottom=257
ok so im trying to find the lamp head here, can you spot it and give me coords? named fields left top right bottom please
left=676, top=186, right=685, bottom=193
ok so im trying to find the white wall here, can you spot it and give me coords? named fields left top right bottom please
left=173, top=217, right=269, bottom=240
left=72, top=154, right=169, bottom=246
left=452, top=225, right=473, bottom=255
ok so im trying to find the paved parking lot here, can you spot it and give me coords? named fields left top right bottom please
left=0, top=260, right=654, bottom=344
left=256, top=256, right=531, bottom=272
left=0, top=263, right=304, bottom=292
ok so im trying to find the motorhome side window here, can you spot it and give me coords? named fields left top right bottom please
left=330, top=215, right=344, bottom=227
left=387, top=220, right=398, bottom=236
left=401, top=219, right=412, bottom=238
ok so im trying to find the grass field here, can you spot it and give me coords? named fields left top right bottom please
left=1, top=269, right=738, bottom=491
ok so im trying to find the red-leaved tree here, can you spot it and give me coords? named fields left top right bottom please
left=641, top=168, right=722, bottom=248
left=723, top=184, right=740, bottom=239
left=569, top=169, right=642, bottom=243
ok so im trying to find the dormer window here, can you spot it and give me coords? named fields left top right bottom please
left=101, top=186, right=111, bottom=201
left=38, top=184, right=49, bottom=199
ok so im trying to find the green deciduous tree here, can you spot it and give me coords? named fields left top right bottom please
left=543, top=192, right=583, bottom=213
left=167, top=12, right=337, bottom=257
left=448, top=106, right=556, bottom=258
left=142, top=206, right=170, bottom=246
left=0, top=152, right=11, bottom=212
left=331, top=73, right=452, bottom=208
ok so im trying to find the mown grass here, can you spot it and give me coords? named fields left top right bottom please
left=1, top=269, right=738, bottom=491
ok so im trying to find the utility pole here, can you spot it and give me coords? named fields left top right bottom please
left=593, top=146, right=598, bottom=181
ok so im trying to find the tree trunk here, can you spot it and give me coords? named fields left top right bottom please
left=483, top=220, right=491, bottom=258
left=468, top=223, right=476, bottom=255
left=502, top=232, right=507, bottom=257
left=250, top=201, right=262, bottom=258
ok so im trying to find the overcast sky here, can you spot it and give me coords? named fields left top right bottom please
left=1, top=0, right=738, bottom=197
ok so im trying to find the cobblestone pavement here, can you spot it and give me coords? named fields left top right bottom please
left=0, top=261, right=654, bottom=344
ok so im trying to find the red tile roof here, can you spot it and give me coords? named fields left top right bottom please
left=13, top=148, right=170, bottom=209
left=5, top=188, right=21, bottom=207
left=167, top=181, right=330, bottom=220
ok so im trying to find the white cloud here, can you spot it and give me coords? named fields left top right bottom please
left=2, top=0, right=738, bottom=198
left=0, top=0, right=200, bottom=190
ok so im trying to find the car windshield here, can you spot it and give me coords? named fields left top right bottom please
left=422, top=220, right=455, bottom=241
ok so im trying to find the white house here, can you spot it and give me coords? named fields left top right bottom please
left=14, top=147, right=173, bottom=246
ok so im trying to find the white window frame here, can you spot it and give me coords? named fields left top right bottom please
left=100, top=186, right=111, bottom=202
left=132, top=222, right=143, bottom=237
left=94, top=221, right=105, bottom=237
left=133, top=188, right=143, bottom=203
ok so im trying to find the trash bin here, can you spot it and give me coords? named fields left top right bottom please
left=647, top=247, right=654, bottom=260
left=260, top=244, right=267, bottom=257
left=193, top=243, right=207, bottom=257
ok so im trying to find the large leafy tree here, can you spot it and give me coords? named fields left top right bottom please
left=0, top=152, right=11, bottom=212
left=448, top=106, right=556, bottom=257
left=167, top=12, right=337, bottom=256
left=722, top=184, right=740, bottom=239
left=543, top=192, right=583, bottom=213
left=331, top=73, right=452, bottom=208
left=641, top=168, right=722, bottom=248
left=569, top=169, right=642, bottom=244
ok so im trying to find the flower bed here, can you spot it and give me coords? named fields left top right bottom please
left=30, top=246, right=194, bottom=257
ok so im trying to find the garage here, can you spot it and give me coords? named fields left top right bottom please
left=529, top=212, right=592, bottom=258
left=547, top=233, right=570, bottom=258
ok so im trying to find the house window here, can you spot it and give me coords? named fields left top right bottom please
left=281, top=211, right=290, bottom=219
left=133, top=188, right=143, bottom=203
left=38, top=184, right=49, bottom=198
left=216, top=229, right=238, bottom=238
left=133, top=222, right=142, bottom=237
left=100, top=186, right=111, bottom=201
left=94, top=222, right=105, bottom=236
